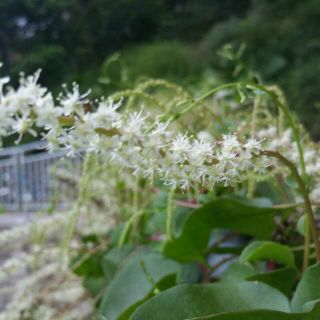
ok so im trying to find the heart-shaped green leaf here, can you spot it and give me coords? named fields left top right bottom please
left=130, top=282, right=290, bottom=320
left=99, top=252, right=181, bottom=320
left=239, top=241, right=295, bottom=267
left=291, top=263, right=320, bottom=312
left=164, top=197, right=292, bottom=263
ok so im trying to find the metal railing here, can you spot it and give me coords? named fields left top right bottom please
left=0, top=141, right=80, bottom=212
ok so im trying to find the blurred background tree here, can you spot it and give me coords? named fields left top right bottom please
left=1, top=0, right=320, bottom=141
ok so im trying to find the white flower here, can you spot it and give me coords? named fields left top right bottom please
left=254, top=156, right=274, bottom=175
left=11, top=115, right=37, bottom=144
left=120, top=108, right=147, bottom=142
left=4, top=70, right=47, bottom=115
left=34, top=93, right=63, bottom=129
left=58, top=82, right=91, bottom=116
left=197, top=131, right=214, bottom=143
left=0, top=67, right=284, bottom=189
left=244, top=138, right=262, bottom=155
left=0, top=107, right=14, bottom=138
left=91, top=98, right=122, bottom=129
left=190, top=138, right=214, bottom=165
left=170, top=132, right=192, bottom=163
left=220, top=133, right=241, bottom=153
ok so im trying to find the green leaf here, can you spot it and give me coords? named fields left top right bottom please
left=189, top=303, right=320, bottom=319
left=84, top=276, right=108, bottom=298
left=99, top=252, right=181, bottom=320
left=291, top=263, right=320, bottom=312
left=237, top=83, right=246, bottom=103
left=246, top=267, right=298, bottom=297
left=285, top=175, right=299, bottom=189
left=102, top=245, right=134, bottom=283
left=72, top=251, right=105, bottom=278
left=154, top=192, right=169, bottom=212
left=130, top=282, right=290, bottom=320
left=176, top=263, right=203, bottom=284
left=302, top=300, right=320, bottom=313
left=109, top=223, right=126, bottom=246
left=164, top=197, right=292, bottom=263
left=206, top=247, right=245, bottom=255
left=239, top=241, right=296, bottom=267
left=172, top=206, right=193, bottom=237
left=297, top=215, right=306, bottom=236
left=146, top=212, right=167, bottom=234
left=220, top=262, right=256, bottom=283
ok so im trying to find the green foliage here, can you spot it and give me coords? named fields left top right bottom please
left=102, top=245, right=134, bottom=282
left=221, top=262, right=297, bottom=297
left=246, top=267, right=298, bottom=298
left=99, top=252, right=181, bottom=320
left=2, top=0, right=320, bottom=144
left=291, top=263, right=320, bottom=312
left=3, top=1, right=320, bottom=316
left=120, top=42, right=200, bottom=82
left=164, top=197, right=292, bottom=263
left=239, top=241, right=296, bottom=267
left=130, top=282, right=291, bottom=320
left=199, top=0, right=320, bottom=138
left=186, top=304, right=320, bottom=320
left=220, top=262, right=256, bottom=283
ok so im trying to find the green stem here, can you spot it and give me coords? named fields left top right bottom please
left=140, top=260, right=160, bottom=294
left=166, top=186, right=176, bottom=241
left=60, top=151, right=95, bottom=265
left=179, top=83, right=240, bottom=117
left=303, top=214, right=311, bottom=273
left=260, top=150, right=320, bottom=266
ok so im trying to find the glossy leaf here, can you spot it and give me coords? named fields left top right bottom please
left=164, top=197, right=292, bottom=263
left=190, top=303, right=320, bottom=319
left=99, top=252, right=181, bottom=320
left=239, top=241, right=295, bottom=267
left=302, top=300, right=320, bottom=313
left=177, top=263, right=203, bottom=284
left=220, top=262, right=256, bottom=283
left=246, top=267, right=298, bottom=297
left=102, top=245, right=134, bottom=282
left=130, top=282, right=290, bottom=320
left=84, top=276, right=108, bottom=298
left=291, top=263, right=320, bottom=312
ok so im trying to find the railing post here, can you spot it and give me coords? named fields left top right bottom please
left=11, top=151, right=26, bottom=212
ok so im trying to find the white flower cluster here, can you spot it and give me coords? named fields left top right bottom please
left=257, top=127, right=320, bottom=175
left=0, top=247, right=60, bottom=281
left=0, top=209, right=115, bottom=249
left=0, top=239, right=93, bottom=320
left=0, top=262, right=90, bottom=320
left=257, top=126, right=320, bottom=202
left=0, top=263, right=60, bottom=320
left=0, top=66, right=272, bottom=189
left=0, top=197, right=116, bottom=319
